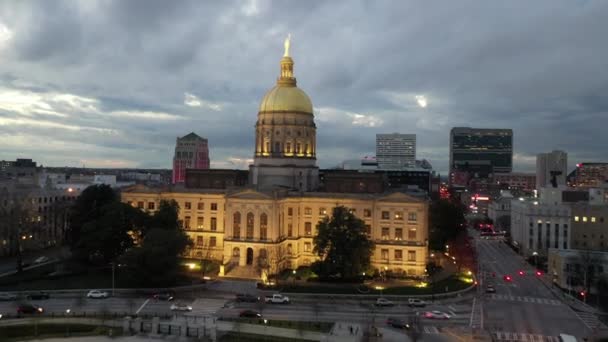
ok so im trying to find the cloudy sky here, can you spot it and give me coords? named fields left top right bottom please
left=0, top=1, right=607, bottom=174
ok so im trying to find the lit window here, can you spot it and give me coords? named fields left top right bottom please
left=583, top=217, right=588, bottom=222
left=304, top=242, right=311, bottom=252
left=574, top=216, right=579, bottom=222
left=382, top=227, right=390, bottom=239
left=395, top=228, right=403, bottom=240
left=395, top=212, right=403, bottom=220
left=408, top=212, right=417, bottom=221
left=592, top=217, right=596, bottom=223
left=319, top=208, right=327, bottom=216
left=184, top=202, right=192, bottom=210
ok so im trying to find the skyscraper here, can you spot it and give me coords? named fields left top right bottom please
left=172, top=133, right=210, bottom=184
left=536, top=150, right=567, bottom=189
left=449, top=127, right=513, bottom=185
left=376, top=133, right=416, bottom=169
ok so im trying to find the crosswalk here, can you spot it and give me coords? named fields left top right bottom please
left=574, top=310, right=607, bottom=330
left=188, top=298, right=226, bottom=316
left=489, top=294, right=562, bottom=306
left=470, top=297, right=483, bottom=329
left=422, top=326, right=440, bottom=334
left=492, top=331, right=561, bottom=341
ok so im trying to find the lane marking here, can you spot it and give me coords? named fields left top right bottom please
left=469, top=297, right=476, bottom=327
left=135, top=298, right=150, bottom=315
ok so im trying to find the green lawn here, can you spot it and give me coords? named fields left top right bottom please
left=219, top=332, right=316, bottom=342
left=221, top=318, right=333, bottom=333
left=268, top=276, right=472, bottom=296
left=0, top=324, right=116, bottom=342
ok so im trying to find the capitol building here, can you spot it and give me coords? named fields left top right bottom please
left=122, top=39, right=428, bottom=280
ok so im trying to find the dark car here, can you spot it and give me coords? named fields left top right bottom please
left=387, top=317, right=411, bottom=329
left=17, top=303, right=44, bottom=314
left=236, top=293, right=260, bottom=303
left=153, top=291, right=175, bottom=301
left=239, top=310, right=262, bottom=318
left=27, top=292, right=50, bottom=300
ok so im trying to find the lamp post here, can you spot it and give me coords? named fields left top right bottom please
left=112, top=262, right=115, bottom=296
left=532, top=252, right=538, bottom=269
left=292, top=269, right=296, bottom=286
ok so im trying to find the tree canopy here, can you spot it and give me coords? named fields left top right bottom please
left=312, top=206, right=374, bottom=280
left=428, top=199, right=467, bottom=251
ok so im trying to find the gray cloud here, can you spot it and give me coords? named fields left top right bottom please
left=0, top=0, right=607, bottom=174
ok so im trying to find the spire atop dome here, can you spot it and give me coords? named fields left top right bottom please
left=278, top=35, right=296, bottom=86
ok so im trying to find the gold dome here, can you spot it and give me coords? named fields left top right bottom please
left=259, top=85, right=313, bottom=114
left=258, top=54, right=313, bottom=114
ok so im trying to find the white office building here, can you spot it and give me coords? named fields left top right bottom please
left=536, top=150, right=568, bottom=189
left=376, top=133, right=416, bottom=169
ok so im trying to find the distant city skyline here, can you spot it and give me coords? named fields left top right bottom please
left=1, top=1, right=607, bottom=174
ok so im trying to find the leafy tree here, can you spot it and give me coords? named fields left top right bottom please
left=428, top=199, right=467, bottom=251
left=68, top=185, right=117, bottom=248
left=312, top=206, right=374, bottom=280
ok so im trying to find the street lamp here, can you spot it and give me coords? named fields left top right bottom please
left=532, top=252, right=538, bottom=269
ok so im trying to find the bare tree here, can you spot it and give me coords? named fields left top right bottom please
left=576, top=249, right=600, bottom=296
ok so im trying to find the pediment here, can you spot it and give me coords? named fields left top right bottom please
left=226, top=188, right=273, bottom=200
left=376, top=191, right=423, bottom=203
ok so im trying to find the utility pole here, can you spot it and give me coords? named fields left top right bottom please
left=112, top=262, right=115, bottom=296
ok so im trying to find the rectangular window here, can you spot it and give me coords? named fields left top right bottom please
left=408, top=212, right=417, bottom=221
left=197, top=202, right=204, bottom=210
left=137, top=201, right=144, bottom=209
left=408, top=228, right=417, bottom=240
left=304, top=207, right=312, bottom=215
left=305, top=222, right=312, bottom=235
left=210, top=203, right=218, bottom=211
left=147, top=202, right=155, bottom=210
left=319, top=208, right=327, bottom=216
left=574, top=216, right=579, bottom=222
left=210, top=217, right=217, bottom=231
left=260, top=226, right=267, bottom=240
left=583, top=217, right=588, bottom=222
left=529, top=222, right=533, bottom=227
left=529, top=238, right=534, bottom=248
left=184, top=216, right=191, bottom=229
left=592, top=217, right=597, bottom=223
left=197, top=217, right=204, bottom=229
left=288, top=207, right=293, bottom=216
left=184, top=202, right=192, bottom=210
left=395, top=211, right=403, bottom=220
left=304, top=242, right=311, bottom=252
left=394, top=250, right=403, bottom=260
left=408, top=250, right=416, bottom=262
left=364, top=209, right=371, bottom=217
left=196, top=236, right=203, bottom=246
left=381, top=249, right=389, bottom=260
left=365, top=224, right=371, bottom=235
left=529, top=228, right=534, bottom=236
left=382, top=227, right=390, bottom=239
left=288, top=223, right=293, bottom=237
left=381, top=211, right=390, bottom=220
left=209, top=236, right=216, bottom=247
left=395, top=228, right=403, bottom=240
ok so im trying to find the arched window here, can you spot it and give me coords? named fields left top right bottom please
left=233, top=212, right=241, bottom=239
left=260, top=213, right=268, bottom=240
left=246, top=212, right=254, bottom=239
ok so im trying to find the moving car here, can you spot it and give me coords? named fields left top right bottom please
left=375, top=298, right=395, bottom=307
left=408, top=298, right=426, bottom=307
left=0, top=292, right=18, bottom=301
left=386, top=317, right=411, bottom=329
left=153, top=291, right=175, bottom=301
left=265, top=294, right=290, bottom=304
left=34, top=256, right=50, bottom=264
left=27, top=292, right=50, bottom=300
left=17, top=303, right=44, bottom=314
left=170, top=303, right=193, bottom=311
left=423, top=311, right=451, bottom=319
left=239, top=309, right=262, bottom=318
left=86, top=290, right=109, bottom=299
left=485, top=284, right=496, bottom=293
left=236, top=293, right=260, bottom=303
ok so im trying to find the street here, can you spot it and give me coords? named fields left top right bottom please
left=475, top=233, right=600, bottom=339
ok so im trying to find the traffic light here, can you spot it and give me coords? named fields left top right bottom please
left=536, top=271, right=542, bottom=276
left=580, top=291, right=586, bottom=298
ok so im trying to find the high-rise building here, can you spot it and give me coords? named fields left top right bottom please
left=570, top=163, right=608, bottom=188
left=172, top=133, right=210, bottom=184
left=449, top=127, right=513, bottom=185
left=536, top=150, right=567, bottom=189
left=376, top=133, right=416, bottom=169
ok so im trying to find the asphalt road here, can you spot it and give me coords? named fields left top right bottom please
left=475, top=232, right=595, bottom=339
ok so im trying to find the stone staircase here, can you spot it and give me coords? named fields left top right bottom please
left=223, top=265, right=259, bottom=280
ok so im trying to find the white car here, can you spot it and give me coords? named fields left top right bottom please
left=170, top=303, right=192, bottom=311
left=34, top=256, right=50, bottom=264
left=375, top=298, right=395, bottom=307
left=86, top=290, right=109, bottom=299
left=422, top=310, right=451, bottom=320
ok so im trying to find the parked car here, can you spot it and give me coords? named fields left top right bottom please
left=34, top=256, right=50, bottom=264
left=422, top=311, right=451, bottom=320
left=0, top=292, right=18, bottom=301
left=170, top=303, right=192, bottom=311
left=153, top=291, right=175, bottom=301
left=408, top=298, right=426, bottom=307
left=236, top=293, right=260, bottom=303
left=386, top=317, right=411, bottom=329
left=485, top=285, right=496, bottom=293
left=265, top=294, right=290, bottom=304
left=17, top=303, right=44, bottom=314
left=86, top=290, right=109, bottom=299
left=239, top=309, right=262, bottom=318
left=27, top=292, right=50, bottom=300
left=375, top=298, right=395, bottom=307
